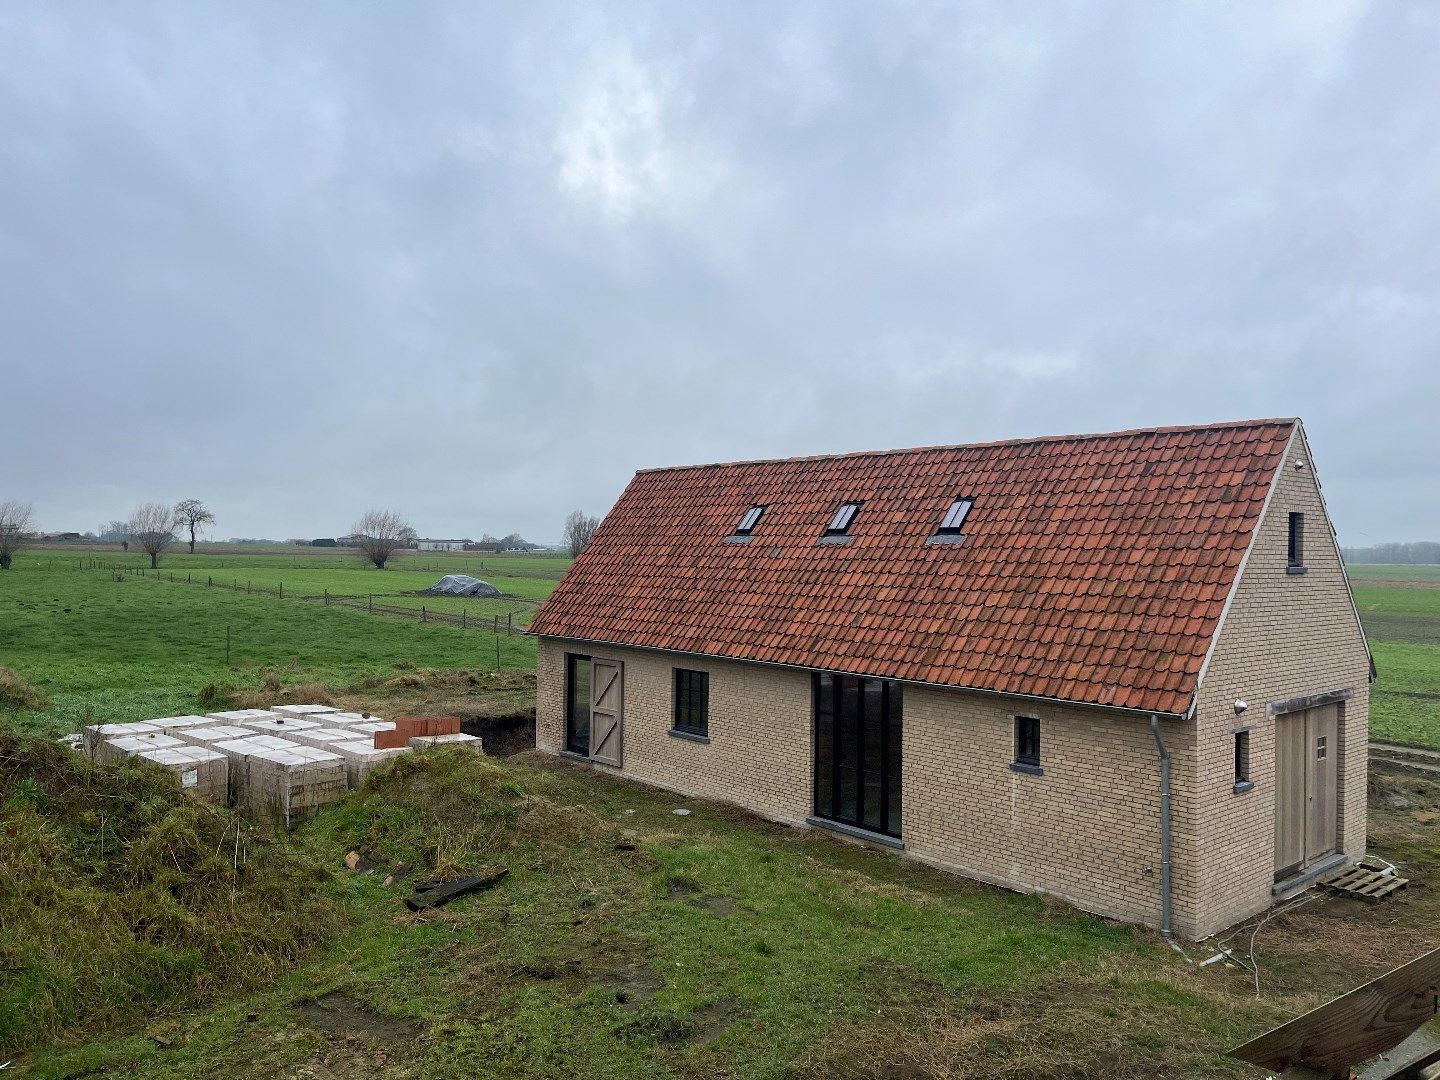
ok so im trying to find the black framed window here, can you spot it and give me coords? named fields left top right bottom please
left=813, top=672, right=902, bottom=838
left=1287, top=512, right=1304, bottom=569
left=1234, top=730, right=1251, bottom=785
left=735, top=505, right=765, bottom=535
left=1014, top=716, right=1040, bottom=769
left=672, top=669, right=709, bottom=737
left=565, top=654, right=591, bottom=755
left=936, top=498, right=974, bottom=535
left=825, top=501, right=862, bottom=536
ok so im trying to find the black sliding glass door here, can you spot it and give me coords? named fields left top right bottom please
left=813, top=672, right=902, bottom=838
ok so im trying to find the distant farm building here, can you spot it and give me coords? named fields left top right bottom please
left=529, top=419, right=1372, bottom=940
left=416, top=538, right=469, bottom=552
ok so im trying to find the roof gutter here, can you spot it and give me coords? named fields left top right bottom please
left=1150, top=714, right=1174, bottom=938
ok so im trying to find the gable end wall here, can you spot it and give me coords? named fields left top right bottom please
left=1192, top=427, right=1371, bottom=938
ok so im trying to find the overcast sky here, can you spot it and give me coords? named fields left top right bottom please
left=2, top=2, right=1437, bottom=545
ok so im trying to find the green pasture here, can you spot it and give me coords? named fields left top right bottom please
left=1352, top=573, right=1440, bottom=746
left=0, top=568, right=536, bottom=736
left=1346, top=563, right=1440, bottom=582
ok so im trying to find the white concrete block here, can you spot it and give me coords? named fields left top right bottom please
left=83, top=722, right=161, bottom=758
left=270, top=704, right=340, bottom=718
left=285, top=727, right=371, bottom=749
left=345, top=721, right=396, bottom=736
left=101, top=731, right=187, bottom=764
left=239, top=716, right=321, bottom=736
left=313, top=711, right=383, bottom=726
left=206, top=709, right=277, bottom=724
left=137, top=746, right=229, bottom=803
left=150, top=715, right=215, bottom=733
left=331, top=742, right=410, bottom=786
left=210, top=735, right=305, bottom=802
left=170, top=724, right=256, bottom=748
left=239, top=744, right=348, bottom=827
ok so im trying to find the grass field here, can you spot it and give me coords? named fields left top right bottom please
left=22, top=747, right=1440, bottom=1079
left=0, top=565, right=538, bottom=736
left=1350, top=566, right=1440, bottom=746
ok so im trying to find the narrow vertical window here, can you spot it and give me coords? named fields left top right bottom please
left=1287, top=512, right=1305, bottom=570
left=1233, top=730, right=1251, bottom=791
left=672, top=669, right=709, bottom=737
left=1013, top=716, right=1041, bottom=771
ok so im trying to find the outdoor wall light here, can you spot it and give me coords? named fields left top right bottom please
left=1234, top=699, right=1248, bottom=715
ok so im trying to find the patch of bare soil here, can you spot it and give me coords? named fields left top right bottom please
left=596, top=964, right=666, bottom=1009
left=296, top=992, right=419, bottom=1043
left=461, top=711, right=534, bottom=757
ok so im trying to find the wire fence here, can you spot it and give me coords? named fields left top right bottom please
left=105, top=564, right=540, bottom=635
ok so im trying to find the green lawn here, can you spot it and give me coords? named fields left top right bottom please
left=0, top=566, right=535, bottom=736
left=19, top=750, right=1304, bottom=1079
left=1350, top=574, right=1440, bottom=745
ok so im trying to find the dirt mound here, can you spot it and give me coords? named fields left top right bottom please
left=0, top=730, right=340, bottom=1057
left=313, top=747, right=614, bottom=884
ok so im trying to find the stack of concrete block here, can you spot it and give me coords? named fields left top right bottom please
left=239, top=744, right=348, bottom=827
left=170, top=724, right=255, bottom=748
left=99, top=731, right=188, bottom=764
left=135, top=745, right=229, bottom=803
left=83, top=722, right=160, bottom=758
left=210, top=734, right=305, bottom=803
left=409, top=732, right=484, bottom=751
left=270, top=704, right=339, bottom=720
left=239, top=715, right=321, bottom=737
left=286, top=727, right=369, bottom=750
left=206, top=709, right=278, bottom=725
left=331, top=742, right=410, bottom=786
left=316, top=711, right=381, bottom=727
left=152, top=715, right=217, bottom=735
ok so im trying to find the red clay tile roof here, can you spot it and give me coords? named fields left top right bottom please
left=530, top=419, right=1298, bottom=715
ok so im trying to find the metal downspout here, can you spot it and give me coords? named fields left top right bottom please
left=1150, top=714, right=1173, bottom=937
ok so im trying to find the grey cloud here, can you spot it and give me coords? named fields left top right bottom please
left=1, top=0, right=1437, bottom=543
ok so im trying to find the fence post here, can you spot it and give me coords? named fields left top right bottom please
left=507, top=612, right=512, bottom=634
left=208, top=575, right=212, bottom=586
left=495, top=635, right=501, bottom=670
left=325, top=589, right=329, bottom=605
left=462, top=610, right=467, bottom=629
left=187, top=572, right=191, bottom=584
left=422, top=605, right=426, bottom=623
left=279, top=582, right=283, bottom=599
left=226, top=625, right=231, bottom=665
left=368, top=594, right=372, bottom=613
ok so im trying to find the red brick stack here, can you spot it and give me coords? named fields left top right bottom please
left=374, top=716, right=460, bottom=749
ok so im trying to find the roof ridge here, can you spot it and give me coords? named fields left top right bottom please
left=634, top=417, right=1299, bottom=475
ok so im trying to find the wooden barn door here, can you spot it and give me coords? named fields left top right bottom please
left=1275, top=704, right=1340, bottom=881
left=588, top=660, right=624, bottom=767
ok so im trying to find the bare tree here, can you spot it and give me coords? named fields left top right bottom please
left=0, top=501, right=35, bottom=570
left=128, top=503, right=176, bottom=568
left=353, top=510, right=413, bottom=569
left=563, top=511, right=600, bottom=558
left=172, top=499, right=216, bottom=554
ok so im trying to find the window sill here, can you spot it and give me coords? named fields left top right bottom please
left=806, top=816, right=905, bottom=849
left=722, top=534, right=752, bottom=545
left=668, top=728, right=710, bottom=745
left=1233, top=780, right=1254, bottom=794
left=1010, top=762, right=1044, bottom=777
left=816, top=534, right=854, bottom=546
left=1286, top=565, right=1308, bottom=575
left=925, top=532, right=967, bottom=547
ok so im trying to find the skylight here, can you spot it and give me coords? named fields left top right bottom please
left=825, top=501, right=861, bottom=535
left=936, top=498, right=974, bottom=535
left=735, top=505, right=765, bottom=535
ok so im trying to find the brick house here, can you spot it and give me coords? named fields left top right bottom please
left=528, top=419, right=1371, bottom=939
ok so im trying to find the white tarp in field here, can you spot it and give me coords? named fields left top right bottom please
left=424, top=574, right=500, bottom=597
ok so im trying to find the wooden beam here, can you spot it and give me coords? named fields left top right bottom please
left=1230, top=948, right=1440, bottom=1079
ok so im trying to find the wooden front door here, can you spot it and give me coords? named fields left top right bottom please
left=1275, top=704, right=1340, bottom=880
left=588, top=659, right=624, bottom=767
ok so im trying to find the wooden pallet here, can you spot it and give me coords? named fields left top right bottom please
left=1323, top=864, right=1409, bottom=902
